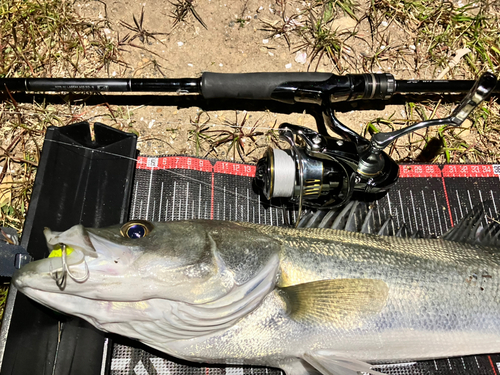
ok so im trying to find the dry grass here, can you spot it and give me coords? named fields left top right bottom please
left=0, top=0, right=499, bottom=284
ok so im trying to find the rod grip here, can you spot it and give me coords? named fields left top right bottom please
left=200, top=72, right=332, bottom=100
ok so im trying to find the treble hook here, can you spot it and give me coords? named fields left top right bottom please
left=50, top=243, right=90, bottom=286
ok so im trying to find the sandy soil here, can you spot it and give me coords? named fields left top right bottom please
left=73, top=0, right=425, bottom=161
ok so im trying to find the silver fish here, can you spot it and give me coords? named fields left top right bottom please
left=12, top=204, right=500, bottom=375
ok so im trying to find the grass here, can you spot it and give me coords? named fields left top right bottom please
left=0, top=0, right=499, bottom=330
left=369, top=0, right=500, bottom=75
left=0, top=0, right=124, bottom=77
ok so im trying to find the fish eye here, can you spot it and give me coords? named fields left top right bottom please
left=120, top=220, right=154, bottom=239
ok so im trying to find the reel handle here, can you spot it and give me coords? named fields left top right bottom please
left=370, top=72, right=497, bottom=151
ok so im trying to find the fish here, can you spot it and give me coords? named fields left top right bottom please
left=11, top=202, right=500, bottom=375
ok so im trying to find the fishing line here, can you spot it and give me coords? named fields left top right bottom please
left=42, top=138, right=289, bottom=212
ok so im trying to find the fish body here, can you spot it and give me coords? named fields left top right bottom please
left=12, top=210, right=500, bottom=375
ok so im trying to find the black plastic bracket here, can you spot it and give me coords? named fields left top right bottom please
left=0, top=227, right=30, bottom=278
left=0, top=122, right=137, bottom=375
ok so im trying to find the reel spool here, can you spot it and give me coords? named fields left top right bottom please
left=255, top=126, right=356, bottom=212
left=254, top=72, right=498, bottom=224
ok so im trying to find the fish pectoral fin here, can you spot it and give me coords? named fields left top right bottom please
left=303, top=351, right=387, bottom=375
left=281, top=279, right=388, bottom=326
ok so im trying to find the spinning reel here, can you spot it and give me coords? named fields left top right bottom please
left=254, top=72, right=498, bottom=218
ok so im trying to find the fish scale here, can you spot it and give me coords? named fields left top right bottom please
left=120, top=156, right=500, bottom=375
left=12, top=155, right=500, bottom=375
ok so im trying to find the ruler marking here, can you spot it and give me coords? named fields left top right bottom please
left=172, top=181, right=177, bottom=221
left=447, top=358, right=452, bottom=370
left=192, top=204, right=195, bottom=219
left=185, top=182, right=189, bottom=220
left=132, top=181, right=138, bottom=219
left=235, top=187, right=238, bottom=221
left=434, top=190, right=444, bottom=234
left=210, top=172, right=214, bottom=220
left=165, top=200, right=169, bottom=221
left=434, top=360, right=439, bottom=370
left=461, top=357, right=466, bottom=370
left=159, top=182, right=164, bottom=221
left=441, top=174, right=454, bottom=226
left=146, top=168, right=154, bottom=220
left=491, top=191, right=498, bottom=214
left=457, top=190, right=464, bottom=219
left=407, top=207, right=413, bottom=232
left=178, top=194, right=182, bottom=221
left=475, top=356, right=480, bottom=368
left=410, top=190, right=419, bottom=232
left=258, top=195, right=261, bottom=224
left=223, top=186, right=226, bottom=221
left=453, top=207, right=459, bottom=227
left=467, top=189, right=474, bottom=211
left=152, top=200, right=156, bottom=222
left=387, top=192, right=392, bottom=214
left=489, top=355, right=499, bottom=375
left=229, top=204, right=232, bottom=221
left=398, top=190, right=406, bottom=225
left=247, top=188, right=250, bottom=223
left=198, top=184, right=202, bottom=219
left=418, top=207, right=426, bottom=235
left=421, top=191, right=431, bottom=236
left=139, top=200, right=143, bottom=220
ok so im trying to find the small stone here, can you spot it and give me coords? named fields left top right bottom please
left=294, top=51, right=307, bottom=64
left=285, top=63, right=292, bottom=69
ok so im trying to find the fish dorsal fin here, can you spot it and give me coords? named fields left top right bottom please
left=281, top=279, right=388, bottom=327
left=303, top=350, right=386, bottom=375
left=156, top=253, right=280, bottom=340
left=441, top=201, right=500, bottom=246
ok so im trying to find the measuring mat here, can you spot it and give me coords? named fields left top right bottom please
left=110, top=156, right=500, bottom=375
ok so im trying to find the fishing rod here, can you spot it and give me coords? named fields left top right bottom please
left=1, top=72, right=499, bottom=101
left=1, top=72, right=498, bottom=220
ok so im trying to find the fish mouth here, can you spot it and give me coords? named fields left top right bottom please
left=12, top=224, right=135, bottom=300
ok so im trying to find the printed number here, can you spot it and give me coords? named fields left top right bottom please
left=222, top=162, right=228, bottom=170
left=482, top=165, right=491, bottom=173
left=234, top=164, right=240, bottom=171
left=471, top=165, right=480, bottom=173
left=187, top=158, right=192, bottom=166
left=425, top=166, right=434, bottom=173
left=147, top=158, right=158, bottom=168
left=449, top=165, right=457, bottom=173
left=199, top=160, right=204, bottom=168
left=162, top=158, right=167, bottom=165
left=460, top=165, right=468, bottom=173
left=414, top=166, right=422, bottom=173
left=493, top=165, right=500, bottom=174
left=244, top=166, right=251, bottom=173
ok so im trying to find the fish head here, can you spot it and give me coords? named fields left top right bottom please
left=13, top=219, right=240, bottom=314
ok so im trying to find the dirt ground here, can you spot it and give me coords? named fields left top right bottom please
left=72, top=0, right=442, bottom=160
left=1, top=0, right=500, bottom=234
